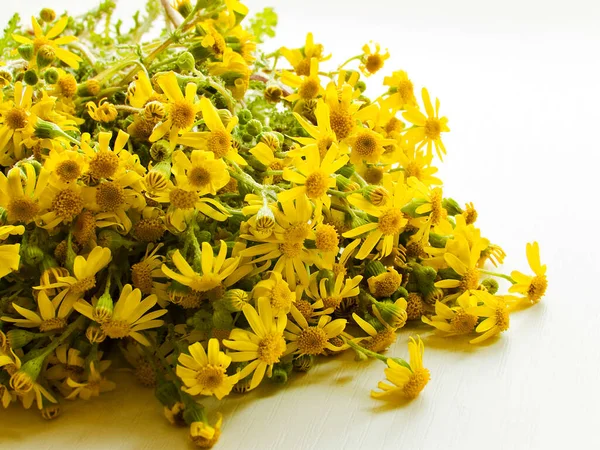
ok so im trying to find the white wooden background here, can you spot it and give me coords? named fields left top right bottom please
left=2, top=0, right=600, bottom=449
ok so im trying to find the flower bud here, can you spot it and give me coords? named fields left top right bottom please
left=6, top=329, right=38, bottom=349
left=40, top=8, right=57, bottom=23
left=292, top=354, right=314, bottom=372
left=78, top=79, right=101, bottom=96
left=336, top=175, right=360, bottom=192
left=264, top=85, right=283, bottom=103
left=237, top=108, right=252, bottom=125
left=482, top=278, right=499, bottom=295
left=85, top=324, right=106, bottom=343
left=176, top=51, right=196, bottom=71
left=41, top=404, right=61, bottom=420
left=43, top=68, right=59, bottom=84
left=428, top=232, right=448, bottom=249
left=175, top=0, right=193, bottom=18
left=212, top=309, right=233, bottom=329
left=337, top=164, right=355, bottom=178
left=222, top=289, right=249, bottom=312
left=270, top=362, right=292, bottom=384
left=246, top=119, right=263, bottom=137
left=23, top=69, right=38, bottom=86
left=372, top=300, right=407, bottom=329
left=0, top=69, right=13, bottom=87
left=442, top=198, right=463, bottom=216
left=217, top=108, right=233, bottom=128
left=93, top=291, right=114, bottom=323
left=259, top=131, right=281, bottom=150
left=36, top=45, right=56, bottom=68
left=18, top=44, right=33, bottom=61
left=10, top=353, right=46, bottom=393
left=365, top=260, right=386, bottom=279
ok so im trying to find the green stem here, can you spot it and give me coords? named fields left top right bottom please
left=479, top=269, right=516, bottom=284
left=338, top=55, right=362, bottom=70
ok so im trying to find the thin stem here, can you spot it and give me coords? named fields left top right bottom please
left=338, top=55, right=362, bottom=70
left=479, top=269, right=516, bottom=284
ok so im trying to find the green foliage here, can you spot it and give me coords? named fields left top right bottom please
left=248, top=7, right=277, bottom=43
left=0, top=13, right=21, bottom=57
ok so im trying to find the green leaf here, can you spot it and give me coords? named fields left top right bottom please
left=0, top=13, right=21, bottom=57
left=248, top=7, right=278, bottom=43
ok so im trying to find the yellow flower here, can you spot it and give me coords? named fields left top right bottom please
left=281, top=58, right=324, bottom=102
left=422, top=291, right=479, bottom=336
left=66, top=361, right=116, bottom=400
left=383, top=70, right=417, bottom=110
left=161, top=241, right=241, bottom=293
left=149, top=72, right=201, bottom=148
left=509, top=242, right=548, bottom=304
left=350, top=313, right=398, bottom=353
left=222, top=297, right=287, bottom=390
left=371, top=336, right=430, bottom=400
left=177, top=96, right=244, bottom=164
left=306, top=273, right=362, bottom=311
left=189, top=413, right=223, bottom=448
left=127, top=70, right=163, bottom=109
left=131, top=244, right=169, bottom=304
left=397, top=147, right=442, bottom=186
left=80, top=129, right=131, bottom=180
left=74, top=284, right=167, bottom=346
left=344, top=174, right=411, bottom=259
left=0, top=163, right=48, bottom=225
left=0, top=224, right=24, bottom=279
left=172, top=149, right=231, bottom=195
left=278, top=143, right=349, bottom=210
left=434, top=235, right=483, bottom=300
left=280, top=32, right=330, bottom=76
left=43, top=149, right=89, bottom=187
left=253, top=271, right=296, bottom=315
left=208, top=47, right=250, bottom=100
left=0, top=82, right=35, bottom=156
left=347, top=126, right=395, bottom=165
left=285, top=307, right=347, bottom=356
left=37, top=246, right=112, bottom=300
left=86, top=98, right=118, bottom=123
left=323, top=81, right=363, bottom=142
left=290, top=100, right=338, bottom=159
left=408, top=176, right=453, bottom=245
left=403, top=87, right=450, bottom=160
left=1, top=290, right=71, bottom=332
left=36, top=181, right=85, bottom=229
left=466, top=290, right=510, bottom=344
left=176, top=339, right=239, bottom=399
left=359, top=42, right=389, bottom=76
left=13, top=16, right=82, bottom=69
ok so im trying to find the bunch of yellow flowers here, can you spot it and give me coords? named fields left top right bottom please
left=0, top=1, right=548, bottom=446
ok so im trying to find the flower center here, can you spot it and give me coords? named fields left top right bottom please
left=33, top=36, right=49, bottom=51
left=397, top=80, right=414, bottom=105
left=39, top=317, right=67, bottom=332
left=304, top=170, right=330, bottom=199
left=187, top=166, right=211, bottom=189
left=132, top=261, right=154, bottom=294
left=495, top=306, right=510, bottom=331
left=402, top=368, right=430, bottom=399
left=298, top=78, right=320, bottom=100
left=353, top=131, right=379, bottom=159
left=317, top=136, right=334, bottom=159
left=190, top=274, right=221, bottom=293
left=385, top=117, right=404, bottom=135
left=295, top=58, right=311, bottom=76
left=207, top=130, right=231, bottom=159
left=170, top=99, right=196, bottom=129
left=196, top=365, right=226, bottom=390
left=169, top=188, right=198, bottom=209
left=315, top=224, right=339, bottom=252
left=329, top=108, right=353, bottom=140
left=429, top=188, right=444, bottom=225
left=5, top=107, right=28, bottom=129
left=364, top=329, right=396, bottom=353
left=89, top=151, right=119, bottom=179
left=377, top=208, right=405, bottom=235
left=101, top=319, right=131, bottom=339
left=297, top=327, right=328, bottom=355
left=294, top=299, right=314, bottom=320
left=134, top=218, right=165, bottom=243
left=52, top=188, right=83, bottom=220
left=459, top=268, right=480, bottom=291
left=57, top=75, right=77, bottom=98
left=284, top=223, right=310, bottom=243
left=323, top=296, right=342, bottom=310
left=7, top=197, right=39, bottom=223
left=279, top=241, right=303, bottom=258
left=404, top=161, right=422, bottom=180
left=257, top=332, right=286, bottom=365
left=365, top=54, right=385, bottom=74
left=424, top=118, right=442, bottom=140
left=450, top=310, right=478, bottom=334
left=56, top=160, right=82, bottom=183
left=70, top=276, right=96, bottom=294
left=528, top=275, right=547, bottom=303
left=96, top=182, right=125, bottom=212
left=270, top=281, right=295, bottom=312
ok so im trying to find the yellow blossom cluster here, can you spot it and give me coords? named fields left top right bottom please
left=0, top=1, right=547, bottom=447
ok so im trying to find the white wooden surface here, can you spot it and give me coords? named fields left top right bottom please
left=2, top=0, right=600, bottom=449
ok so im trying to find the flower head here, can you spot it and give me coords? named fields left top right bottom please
left=509, top=242, right=548, bottom=304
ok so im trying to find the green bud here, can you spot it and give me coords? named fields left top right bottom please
left=23, top=70, right=38, bottom=86
left=391, top=286, right=409, bottom=300
left=176, top=51, right=196, bottom=71
left=189, top=309, right=212, bottom=333
left=429, top=233, right=449, bottom=249
left=22, top=245, right=45, bottom=266
left=350, top=215, right=369, bottom=230
left=271, top=362, right=292, bottom=384
left=237, top=108, right=252, bottom=125
left=316, top=269, right=336, bottom=293
left=175, top=0, right=193, bottom=18
left=442, top=198, right=463, bottom=216
left=292, top=354, right=314, bottom=372
left=212, top=309, right=233, bottom=329
left=401, top=198, right=429, bottom=218
left=18, top=44, right=33, bottom=61
left=241, top=132, right=254, bottom=143
left=10, top=353, right=45, bottom=392
left=40, top=8, right=57, bottom=23
left=222, top=289, right=250, bottom=312
left=336, top=164, right=355, bottom=178
left=6, top=329, right=39, bottom=349
left=43, top=68, right=59, bottom=84
left=372, top=300, right=407, bottom=329
left=246, top=119, right=263, bottom=136
left=410, top=263, right=443, bottom=304
left=482, top=278, right=499, bottom=295
left=336, top=175, right=360, bottom=192
left=218, top=109, right=233, bottom=128
left=365, top=260, right=386, bottom=279
left=155, top=379, right=181, bottom=408
left=149, top=141, right=172, bottom=163
left=97, top=230, right=135, bottom=251
left=356, top=80, right=367, bottom=93
left=196, top=230, right=212, bottom=243
left=94, top=290, right=114, bottom=322
left=36, top=45, right=56, bottom=69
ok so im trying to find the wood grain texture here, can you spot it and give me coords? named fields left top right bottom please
left=2, top=0, right=600, bottom=448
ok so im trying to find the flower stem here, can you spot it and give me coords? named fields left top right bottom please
left=479, top=269, right=516, bottom=284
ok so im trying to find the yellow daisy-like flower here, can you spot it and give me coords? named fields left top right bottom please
left=177, top=96, right=244, bottom=164
left=172, top=149, right=231, bottom=196
left=383, top=70, right=417, bottom=110
left=290, top=100, right=338, bottom=159
left=359, top=42, right=389, bottom=76
left=248, top=142, right=288, bottom=184
left=80, top=129, right=131, bottom=180
left=43, top=149, right=89, bottom=187
left=222, top=297, right=287, bottom=390
left=127, top=70, right=163, bottom=109
left=347, top=126, right=396, bottom=165
left=176, top=339, right=239, bottom=399
left=344, top=174, right=411, bottom=259
left=66, top=361, right=116, bottom=400
left=253, top=271, right=296, bottom=316
left=403, top=87, right=450, bottom=160
left=285, top=306, right=347, bottom=356
left=466, top=290, right=510, bottom=344
left=0, top=163, right=47, bottom=225
left=0, top=224, right=24, bottom=279
left=0, top=82, right=35, bottom=154
left=434, top=235, right=484, bottom=299
left=408, top=176, right=453, bottom=245
left=86, top=98, right=118, bottom=123
left=37, top=246, right=112, bottom=300
left=280, top=32, right=330, bottom=76
left=278, top=143, right=349, bottom=210
left=131, top=244, right=169, bottom=303
left=13, top=16, right=82, bottom=69
left=421, top=291, right=479, bottom=336
left=323, top=81, right=363, bottom=142
left=306, top=273, right=362, bottom=311
left=281, top=58, right=324, bottom=102
left=371, top=336, right=430, bottom=400
left=207, top=47, right=250, bottom=100
left=1, top=290, right=72, bottom=332
left=161, top=241, right=241, bottom=293
left=509, top=241, right=548, bottom=304
left=149, top=72, right=201, bottom=149
left=75, top=284, right=167, bottom=346
left=349, top=313, right=398, bottom=353
left=397, top=147, right=442, bottom=186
